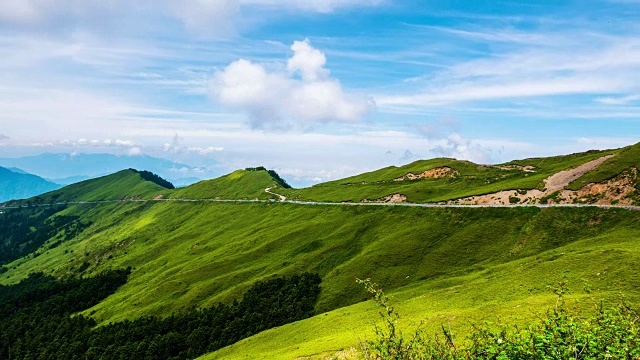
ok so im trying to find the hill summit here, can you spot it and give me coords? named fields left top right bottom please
left=169, top=167, right=290, bottom=200
left=12, top=169, right=172, bottom=204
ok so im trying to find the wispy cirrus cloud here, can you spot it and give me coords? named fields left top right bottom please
left=595, top=94, right=640, bottom=105
left=375, top=26, right=640, bottom=111
left=59, top=138, right=139, bottom=148
left=0, top=0, right=385, bottom=37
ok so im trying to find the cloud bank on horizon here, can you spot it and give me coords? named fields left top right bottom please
left=0, top=0, right=639, bottom=186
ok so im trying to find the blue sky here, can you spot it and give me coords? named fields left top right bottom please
left=0, top=0, right=639, bottom=186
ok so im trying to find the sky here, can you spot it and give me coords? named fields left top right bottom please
left=0, top=0, right=639, bottom=186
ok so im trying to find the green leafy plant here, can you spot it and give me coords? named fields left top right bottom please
left=358, top=279, right=640, bottom=359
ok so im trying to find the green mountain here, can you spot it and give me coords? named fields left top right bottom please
left=15, top=169, right=172, bottom=204
left=168, top=168, right=287, bottom=200
left=1, top=144, right=640, bottom=359
left=280, top=148, right=625, bottom=203
left=0, top=166, right=62, bottom=202
left=0, top=153, right=215, bottom=186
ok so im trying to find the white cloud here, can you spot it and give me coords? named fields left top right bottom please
left=575, top=137, right=640, bottom=148
left=376, top=31, right=640, bottom=109
left=287, top=39, right=329, bottom=81
left=164, top=0, right=239, bottom=36
left=187, top=146, right=224, bottom=155
left=163, top=134, right=223, bottom=156
left=0, top=134, right=9, bottom=141
left=430, top=133, right=501, bottom=164
left=127, top=146, right=143, bottom=156
left=377, top=74, right=634, bottom=107
left=210, top=39, right=373, bottom=128
left=595, top=94, right=640, bottom=105
left=242, top=0, right=385, bottom=13
left=58, top=138, right=140, bottom=148
left=0, top=0, right=383, bottom=36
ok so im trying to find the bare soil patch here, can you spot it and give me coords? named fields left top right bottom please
left=362, top=193, right=407, bottom=203
left=543, top=154, right=615, bottom=193
left=394, top=167, right=460, bottom=181
left=447, top=155, right=631, bottom=205
left=496, top=165, right=536, bottom=172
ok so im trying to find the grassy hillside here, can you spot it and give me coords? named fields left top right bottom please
left=168, top=168, right=288, bottom=200
left=18, top=169, right=169, bottom=203
left=280, top=149, right=616, bottom=203
left=0, top=166, right=61, bottom=202
left=2, top=145, right=640, bottom=358
left=2, top=201, right=639, bottom=359
left=568, top=142, right=640, bottom=190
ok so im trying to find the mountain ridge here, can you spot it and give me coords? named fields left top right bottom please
left=0, top=167, right=62, bottom=202
left=4, top=143, right=638, bottom=207
left=0, top=153, right=215, bottom=187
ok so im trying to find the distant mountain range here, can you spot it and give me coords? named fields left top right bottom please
left=0, top=167, right=62, bottom=202
left=0, top=153, right=218, bottom=187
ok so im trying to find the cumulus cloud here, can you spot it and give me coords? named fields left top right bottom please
left=287, top=39, right=329, bottom=81
left=430, top=133, right=499, bottom=164
left=416, top=118, right=459, bottom=139
left=127, top=146, right=143, bottom=156
left=211, top=39, right=373, bottom=129
left=162, top=134, right=223, bottom=156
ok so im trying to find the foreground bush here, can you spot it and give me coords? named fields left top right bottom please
left=357, top=279, right=640, bottom=359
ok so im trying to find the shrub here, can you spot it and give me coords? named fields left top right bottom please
left=357, top=279, right=640, bottom=359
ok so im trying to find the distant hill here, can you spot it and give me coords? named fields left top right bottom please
left=0, top=167, right=62, bottom=202
left=169, top=167, right=289, bottom=200
left=46, top=175, right=92, bottom=185
left=6, top=167, right=28, bottom=174
left=17, top=169, right=172, bottom=204
left=281, top=144, right=639, bottom=205
left=0, top=153, right=213, bottom=186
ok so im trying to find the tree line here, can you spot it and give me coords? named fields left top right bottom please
left=0, top=270, right=321, bottom=359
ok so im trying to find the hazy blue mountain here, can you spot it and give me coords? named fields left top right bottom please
left=6, top=167, right=28, bottom=174
left=0, top=167, right=62, bottom=202
left=0, top=153, right=216, bottom=186
left=46, top=175, right=92, bottom=185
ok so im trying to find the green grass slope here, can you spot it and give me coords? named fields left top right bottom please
left=168, top=168, right=287, bottom=200
left=1, top=203, right=639, bottom=359
left=1, top=145, right=639, bottom=358
left=280, top=149, right=616, bottom=203
left=19, top=169, right=169, bottom=203
left=568, top=142, right=640, bottom=190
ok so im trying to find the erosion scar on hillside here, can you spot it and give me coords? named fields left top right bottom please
left=449, top=154, right=617, bottom=205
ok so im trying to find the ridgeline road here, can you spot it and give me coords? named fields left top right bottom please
left=2, top=195, right=640, bottom=211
